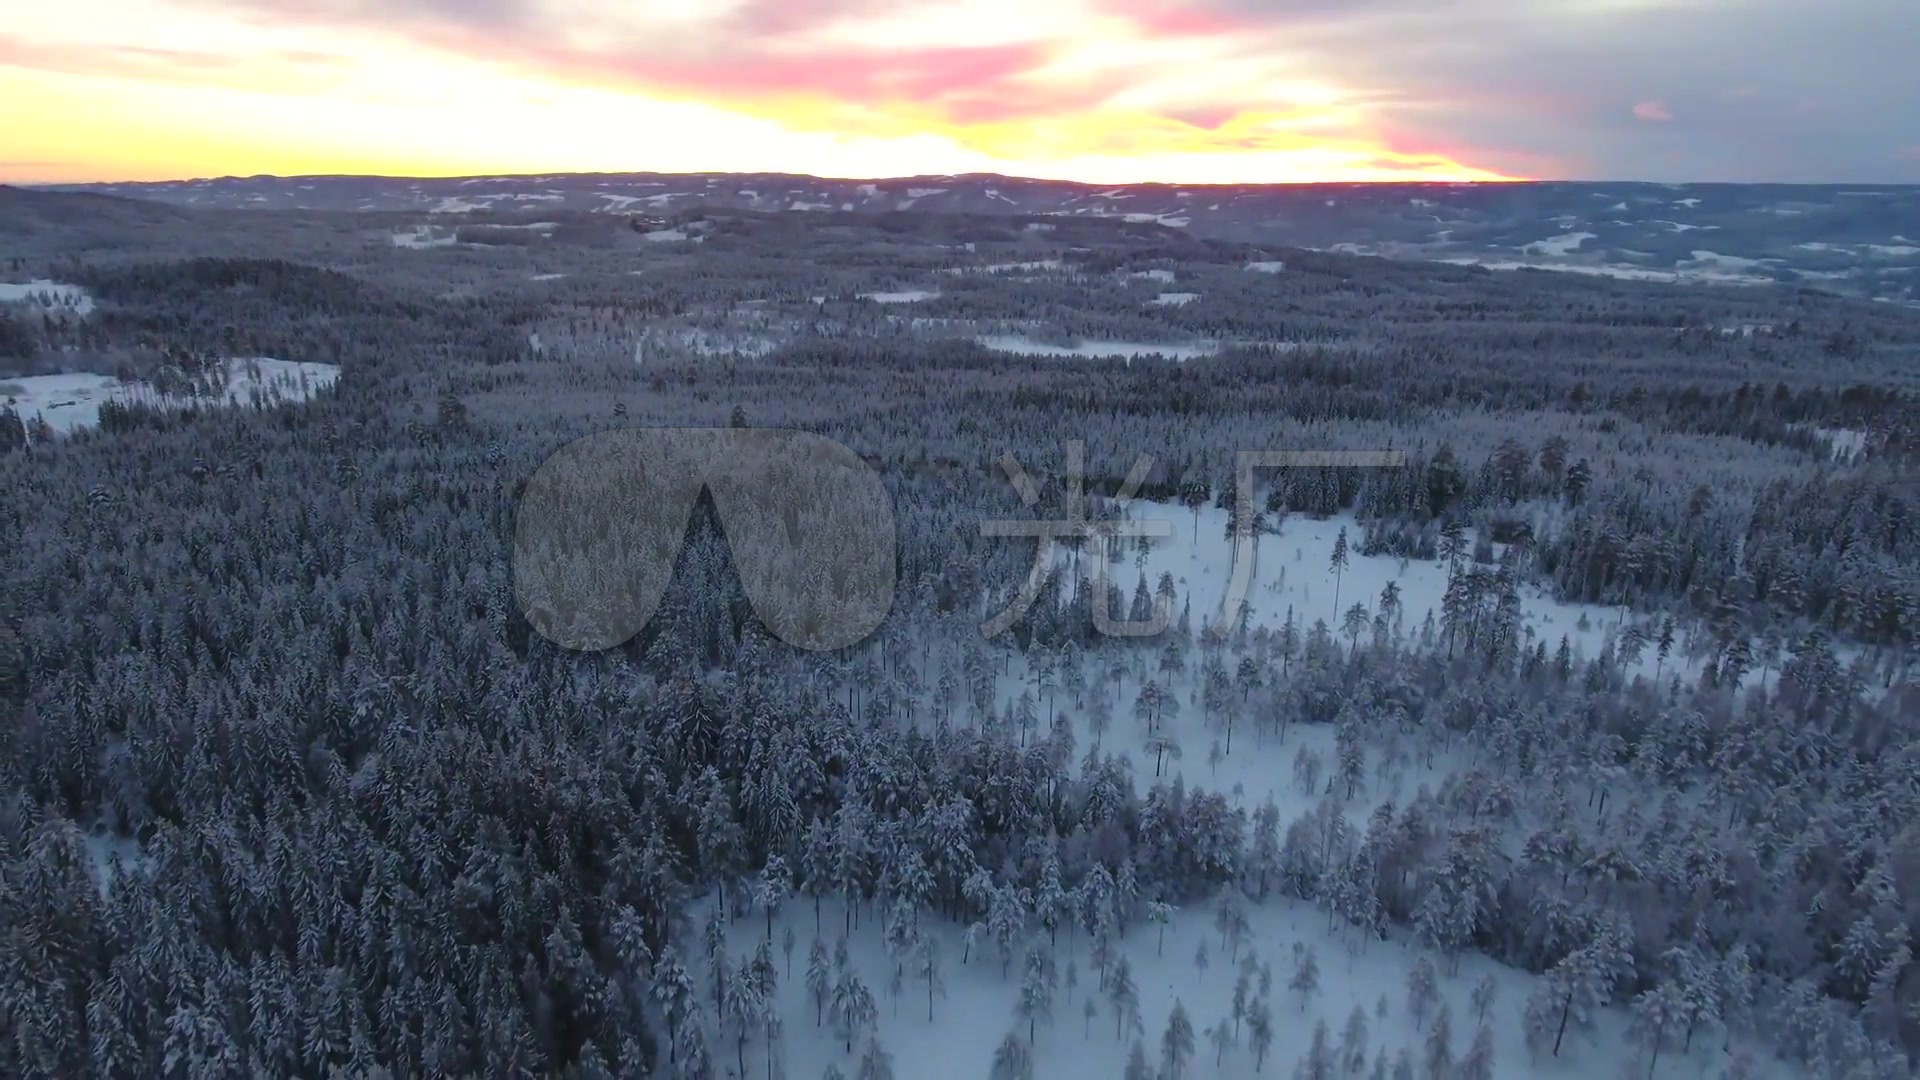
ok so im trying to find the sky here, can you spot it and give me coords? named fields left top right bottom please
left=2, top=0, right=1917, bottom=186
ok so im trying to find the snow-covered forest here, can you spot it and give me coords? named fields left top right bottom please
left=2, top=195, right=1917, bottom=1080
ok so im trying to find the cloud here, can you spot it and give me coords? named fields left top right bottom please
left=20, top=0, right=1919, bottom=181
left=0, top=32, right=347, bottom=90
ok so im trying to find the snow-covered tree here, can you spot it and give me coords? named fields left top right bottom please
left=1160, top=1000, right=1196, bottom=1080
left=1406, top=956, right=1439, bottom=1030
left=988, top=1032, right=1033, bottom=1080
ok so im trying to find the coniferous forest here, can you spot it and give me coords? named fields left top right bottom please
left=2, top=192, right=1917, bottom=1079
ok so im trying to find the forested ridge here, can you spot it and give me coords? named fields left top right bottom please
left=2, top=204, right=1917, bottom=1079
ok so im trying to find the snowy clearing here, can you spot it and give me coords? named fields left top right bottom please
left=683, top=498, right=1794, bottom=1080
left=4, top=358, right=340, bottom=436
left=1246, top=261, right=1287, bottom=274
left=390, top=225, right=458, bottom=249
left=1519, top=233, right=1595, bottom=257
left=860, top=290, right=942, bottom=304
left=949, top=261, right=1069, bottom=275
left=975, top=336, right=1221, bottom=361
left=1151, top=293, right=1200, bottom=307
left=0, top=279, right=97, bottom=315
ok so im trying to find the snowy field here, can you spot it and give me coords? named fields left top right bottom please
left=1150, top=293, right=1200, bottom=307
left=976, top=336, right=1220, bottom=362
left=708, top=895, right=1720, bottom=1080
left=390, top=225, right=459, bottom=249
left=860, top=290, right=942, bottom=303
left=2, top=358, right=339, bottom=435
left=948, top=261, right=1069, bottom=275
left=685, top=500, right=1788, bottom=1080
left=0, top=279, right=96, bottom=315
left=1519, top=233, right=1596, bottom=257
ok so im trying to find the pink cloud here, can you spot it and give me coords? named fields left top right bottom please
left=1167, top=106, right=1241, bottom=131
left=514, top=40, right=1060, bottom=113
left=1631, top=100, right=1673, bottom=121
left=0, top=33, right=345, bottom=86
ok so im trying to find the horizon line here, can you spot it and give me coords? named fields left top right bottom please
left=21, top=169, right=1919, bottom=190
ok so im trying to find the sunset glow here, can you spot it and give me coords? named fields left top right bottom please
left=2, top=0, right=1915, bottom=185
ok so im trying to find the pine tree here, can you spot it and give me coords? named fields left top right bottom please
left=1247, top=995, right=1274, bottom=1073
left=756, top=856, right=792, bottom=941
left=1422, top=1004, right=1453, bottom=1080
left=1340, top=1005, right=1371, bottom=1075
left=1207, top=1016, right=1236, bottom=1068
left=807, top=939, right=833, bottom=1026
left=1406, top=956, right=1439, bottom=1030
left=1298, top=1019, right=1336, bottom=1080
left=1456, top=1023, right=1495, bottom=1080
left=1160, top=1000, right=1196, bottom=1080
left=1289, top=945, right=1320, bottom=1011
left=1108, top=956, right=1142, bottom=1040
left=1017, top=948, right=1055, bottom=1043
left=1329, top=528, right=1351, bottom=620
left=857, top=1037, right=895, bottom=1080
left=915, top=936, right=945, bottom=1022
left=1470, top=973, right=1497, bottom=1024
left=1147, top=901, right=1175, bottom=955
left=989, top=1032, right=1034, bottom=1080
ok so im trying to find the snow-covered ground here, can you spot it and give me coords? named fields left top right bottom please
left=860, top=290, right=942, bottom=303
left=705, top=888, right=1758, bottom=1080
left=948, top=260, right=1068, bottom=275
left=1520, top=232, right=1595, bottom=257
left=1800, top=425, right=1868, bottom=463
left=685, top=500, right=1790, bottom=1079
left=976, top=336, right=1220, bottom=362
left=390, top=225, right=458, bottom=249
left=1065, top=502, right=1684, bottom=687
left=1246, top=261, right=1287, bottom=273
left=0, top=279, right=96, bottom=315
left=1150, top=293, right=1200, bottom=306
left=2, top=358, right=339, bottom=436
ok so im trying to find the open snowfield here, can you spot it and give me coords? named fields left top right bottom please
left=976, top=336, right=1220, bottom=362
left=684, top=500, right=1789, bottom=1080
left=1520, top=233, right=1596, bottom=257
left=708, top=894, right=1743, bottom=1080
left=949, top=261, right=1069, bottom=275
left=390, top=225, right=459, bottom=249
left=3, top=358, right=339, bottom=435
left=0, top=279, right=96, bottom=315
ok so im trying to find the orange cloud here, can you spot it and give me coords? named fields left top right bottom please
left=0, top=0, right=1529, bottom=183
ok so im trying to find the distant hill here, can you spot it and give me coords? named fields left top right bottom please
left=0, top=184, right=190, bottom=238
left=35, top=173, right=1920, bottom=303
